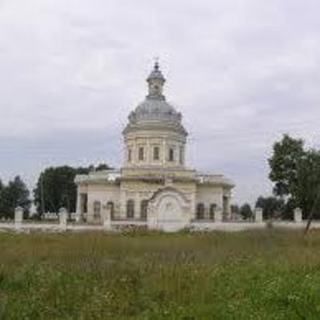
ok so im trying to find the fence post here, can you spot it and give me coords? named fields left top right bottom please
left=294, top=208, right=302, bottom=223
left=215, top=206, right=223, bottom=222
left=14, top=206, right=24, bottom=230
left=59, top=207, right=68, bottom=231
left=254, top=207, right=263, bottom=223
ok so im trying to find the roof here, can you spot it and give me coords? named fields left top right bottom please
left=124, top=62, right=187, bottom=136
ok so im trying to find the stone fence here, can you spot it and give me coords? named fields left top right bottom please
left=0, top=206, right=317, bottom=233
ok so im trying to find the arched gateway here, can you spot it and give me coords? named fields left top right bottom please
left=147, top=187, right=191, bottom=232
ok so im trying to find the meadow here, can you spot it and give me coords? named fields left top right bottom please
left=0, top=229, right=320, bottom=319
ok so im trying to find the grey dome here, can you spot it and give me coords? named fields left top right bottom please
left=123, top=62, right=187, bottom=136
left=129, top=97, right=182, bottom=123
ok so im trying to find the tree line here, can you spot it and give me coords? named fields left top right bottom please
left=0, top=164, right=111, bottom=219
left=1, top=134, right=320, bottom=220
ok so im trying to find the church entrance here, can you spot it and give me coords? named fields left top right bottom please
left=147, top=187, right=190, bottom=232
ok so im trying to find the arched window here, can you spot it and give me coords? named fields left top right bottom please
left=153, top=146, right=160, bottom=160
left=138, top=147, right=144, bottom=161
left=93, top=201, right=101, bottom=219
left=126, top=199, right=135, bottom=219
left=140, top=200, right=148, bottom=219
left=80, top=193, right=88, bottom=214
left=196, top=203, right=205, bottom=220
left=210, top=204, right=216, bottom=220
left=107, top=201, right=114, bottom=220
left=169, top=148, right=174, bottom=162
left=223, top=196, right=228, bottom=215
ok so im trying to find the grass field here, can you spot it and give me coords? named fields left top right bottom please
left=0, top=229, right=320, bottom=319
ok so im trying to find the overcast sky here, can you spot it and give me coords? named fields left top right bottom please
left=0, top=0, right=319, bottom=204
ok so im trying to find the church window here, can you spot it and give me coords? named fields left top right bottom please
left=153, top=146, right=160, bottom=160
left=127, top=199, right=135, bottom=218
left=138, top=147, right=144, bottom=161
left=140, top=200, right=148, bottom=219
left=179, top=147, right=184, bottom=165
left=169, top=148, right=174, bottom=162
left=81, top=193, right=88, bottom=214
left=210, top=204, right=216, bottom=220
left=196, top=203, right=205, bottom=220
left=107, top=201, right=114, bottom=220
left=128, top=149, right=132, bottom=162
left=223, top=196, right=228, bottom=215
left=93, top=201, right=101, bottom=219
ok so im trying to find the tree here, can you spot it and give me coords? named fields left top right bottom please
left=296, top=150, right=320, bottom=219
left=255, top=196, right=284, bottom=220
left=0, top=179, right=4, bottom=216
left=34, top=166, right=80, bottom=215
left=0, top=176, right=30, bottom=219
left=268, top=134, right=305, bottom=202
left=268, top=135, right=320, bottom=221
left=34, top=163, right=111, bottom=216
left=239, top=203, right=253, bottom=220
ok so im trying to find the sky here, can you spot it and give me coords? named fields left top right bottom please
left=0, top=0, right=319, bottom=204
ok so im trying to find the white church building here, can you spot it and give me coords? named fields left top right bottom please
left=75, top=63, right=234, bottom=231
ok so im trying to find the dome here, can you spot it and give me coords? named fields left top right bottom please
left=123, top=62, right=187, bottom=136
left=129, top=98, right=182, bottom=123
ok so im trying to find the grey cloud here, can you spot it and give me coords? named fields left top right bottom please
left=0, top=0, right=319, bottom=204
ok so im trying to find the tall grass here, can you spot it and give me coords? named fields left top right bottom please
left=0, top=230, right=320, bottom=319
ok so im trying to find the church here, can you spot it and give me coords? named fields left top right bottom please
left=75, top=63, right=234, bottom=231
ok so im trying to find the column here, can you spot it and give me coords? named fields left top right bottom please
left=294, top=208, right=302, bottom=223
left=162, top=139, right=166, bottom=166
left=14, top=206, right=24, bottom=230
left=59, top=207, right=68, bottom=231
left=76, top=191, right=81, bottom=221
left=135, top=194, right=140, bottom=219
left=215, top=206, right=223, bottom=222
left=119, top=190, right=126, bottom=219
left=86, top=200, right=94, bottom=223
left=147, top=139, right=150, bottom=164
left=254, top=207, right=263, bottom=223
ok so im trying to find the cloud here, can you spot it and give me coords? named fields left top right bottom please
left=0, top=0, right=319, bottom=204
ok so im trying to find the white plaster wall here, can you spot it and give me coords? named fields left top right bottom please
left=3, top=221, right=320, bottom=233
left=87, top=184, right=120, bottom=218
left=124, top=129, right=186, bottom=168
left=195, top=185, right=223, bottom=218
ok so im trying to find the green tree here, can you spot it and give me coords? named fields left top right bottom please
left=239, top=203, right=253, bottom=220
left=268, top=135, right=320, bottom=221
left=34, top=166, right=81, bottom=214
left=0, top=179, right=4, bottom=216
left=255, top=196, right=284, bottom=220
left=268, top=134, right=305, bottom=202
left=34, top=163, right=111, bottom=216
left=0, top=176, right=30, bottom=219
left=296, top=150, right=320, bottom=219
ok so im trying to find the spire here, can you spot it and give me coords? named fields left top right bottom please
left=154, top=57, right=160, bottom=71
left=146, top=60, right=166, bottom=99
